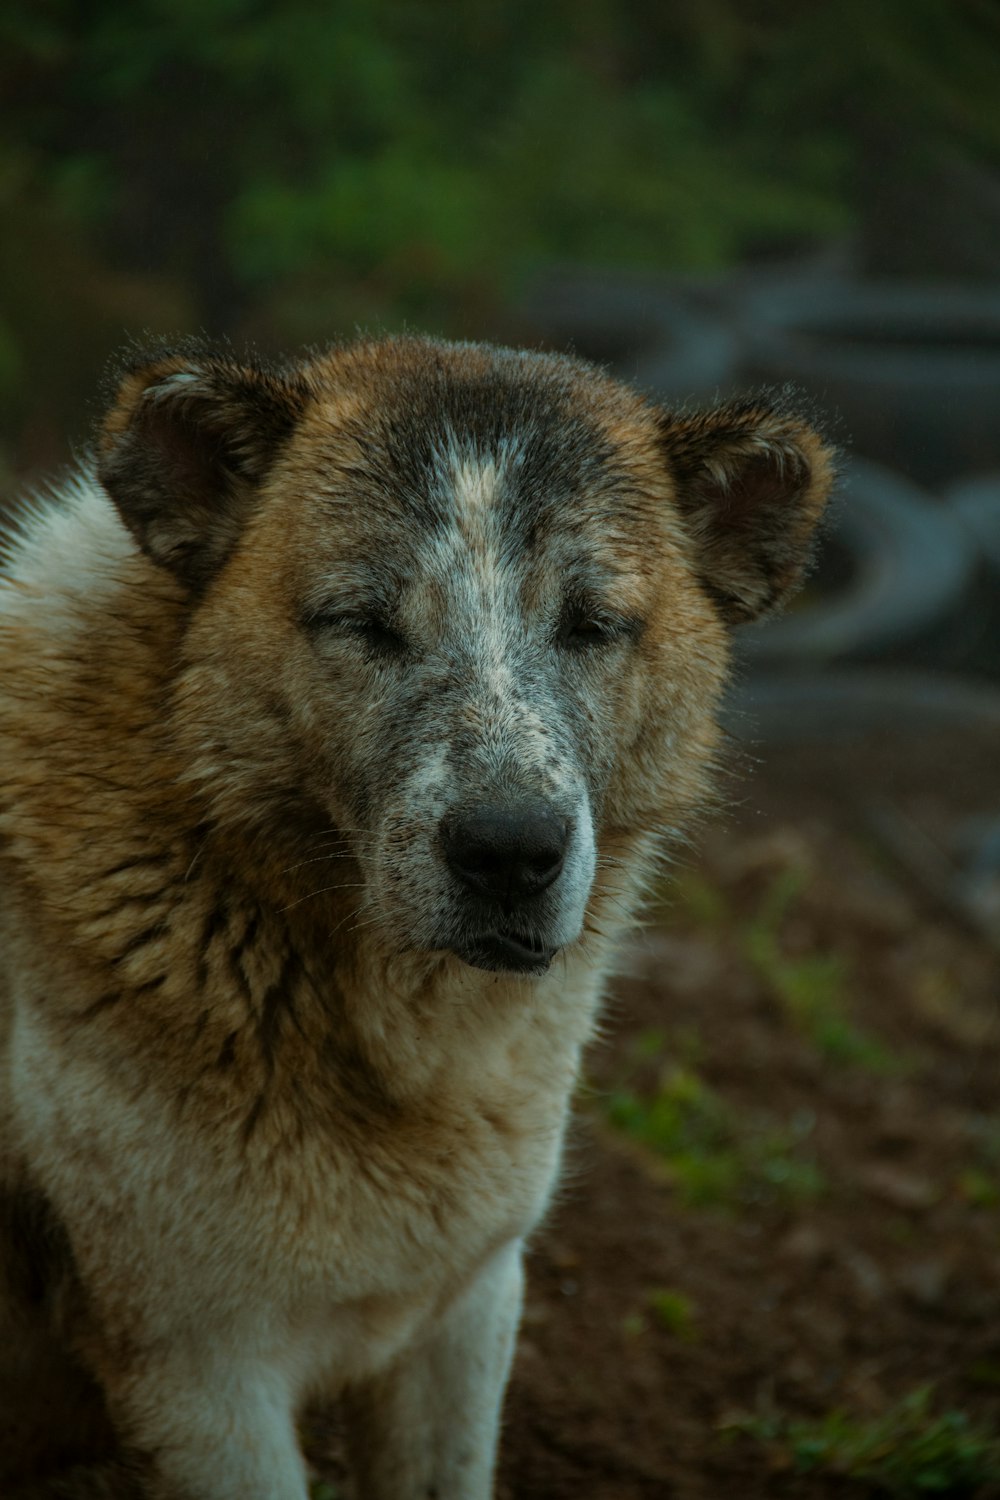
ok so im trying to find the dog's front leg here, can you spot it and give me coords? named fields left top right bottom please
left=92, top=1356, right=311, bottom=1500
left=344, top=1239, right=524, bottom=1500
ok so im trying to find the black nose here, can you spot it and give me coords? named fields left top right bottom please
left=441, top=801, right=570, bottom=903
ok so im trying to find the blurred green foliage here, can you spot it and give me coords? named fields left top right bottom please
left=604, top=1051, right=825, bottom=1210
left=645, top=1286, right=698, bottom=1339
left=3, top=0, right=1000, bottom=459
left=728, top=1387, right=1000, bottom=1495
left=745, top=867, right=899, bottom=1071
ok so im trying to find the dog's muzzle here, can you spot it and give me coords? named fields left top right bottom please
left=440, top=800, right=571, bottom=973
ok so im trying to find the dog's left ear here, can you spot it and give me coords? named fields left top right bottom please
left=658, top=401, right=836, bottom=624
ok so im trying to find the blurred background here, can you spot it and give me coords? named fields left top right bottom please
left=4, top=0, right=1000, bottom=691
left=4, top=3, right=1000, bottom=1495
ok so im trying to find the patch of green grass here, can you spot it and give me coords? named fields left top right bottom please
left=624, top=1024, right=703, bottom=1071
left=659, top=869, right=730, bottom=928
left=621, top=1310, right=647, bottom=1339
left=309, top=1483, right=339, bottom=1500
left=956, top=1119, right=1000, bottom=1210
left=622, top=1288, right=699, bottom=1340
left=659, top=861, right=897, bottom=1072
left=626, top=1026, right=671, bottom=1063
left=956, top=1167, right=1000, bottom=1209
left=728, top=1388, right=1000, bottom=1495
left=744, top=868, right=898, bottom=1072
left=605, top=1061, right=824, bottom=1210
left=646, top=1287, right=698, bottom=1340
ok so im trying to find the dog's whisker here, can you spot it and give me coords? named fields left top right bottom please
left=277, top=882, right=367, bottom=913
left=279, top=852, right=364, bottom=876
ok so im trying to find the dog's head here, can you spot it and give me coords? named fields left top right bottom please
left=98, top=338, right=834, bottom=974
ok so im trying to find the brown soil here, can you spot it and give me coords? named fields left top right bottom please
left=316, top=727, right=1000, bottom=1499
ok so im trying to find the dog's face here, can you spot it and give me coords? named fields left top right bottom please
left=98, top=338, right=833, bottom=974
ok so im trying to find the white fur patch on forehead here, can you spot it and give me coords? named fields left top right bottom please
left=453, top=455, right=501, bottom=514
left=436, top=433, right=524, bottom=522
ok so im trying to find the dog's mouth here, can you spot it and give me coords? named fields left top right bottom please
left=456, top=926, right=558, bottom=975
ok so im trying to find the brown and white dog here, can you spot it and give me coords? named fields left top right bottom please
left=0, top=336, right=833, bottom=1498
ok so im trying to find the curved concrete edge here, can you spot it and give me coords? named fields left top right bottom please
left=948, top=475, right=1000, bottom=572
left=737, top=460, right=979, bottom=667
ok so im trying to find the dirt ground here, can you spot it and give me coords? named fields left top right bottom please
left=315, top=722, right=1000, bottom=1498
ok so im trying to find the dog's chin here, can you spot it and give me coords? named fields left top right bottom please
left=453, top=929, right=559, bottom=976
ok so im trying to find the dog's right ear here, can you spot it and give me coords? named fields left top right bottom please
left=97, top=346, right=311, bottom=590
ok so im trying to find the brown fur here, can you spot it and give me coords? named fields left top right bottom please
left=0, top=336, right=834, bottom=1498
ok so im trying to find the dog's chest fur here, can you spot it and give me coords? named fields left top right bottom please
left=3, top=811, right=595, bottom=1397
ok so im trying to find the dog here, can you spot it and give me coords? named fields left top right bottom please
left=0, top=335, right=834, bottom=1498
